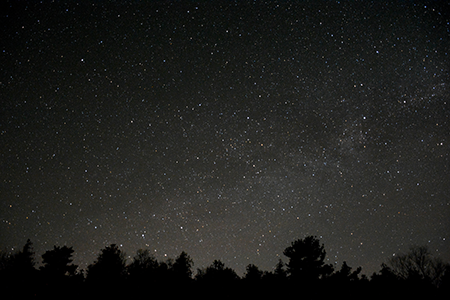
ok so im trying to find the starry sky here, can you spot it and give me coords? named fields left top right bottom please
left=1, top=0, right=449, bottom=276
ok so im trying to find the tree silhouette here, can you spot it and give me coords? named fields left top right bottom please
left=260, top=259, right=287, bottom=284
left=172, top=251, right=193, bottom=282
left=243, top=264, right=263, bottom=282
left=273, top=258, right=287, bottom=280
left=330, top=261, right=362, bottom=283
left=12, top=239, right=36, bottom=273
left=0, top=237, right=447, bottom=295
left=156, top=257, right=174, bottom=282
left=371, top=263, right=399, bottom=287
left=440, top=264, right=450, bottom=292
left=0, top=240, right=38, bottom=297
left=388, top=245, right=449, bottom=288
left=283, top=236, right=333, bottom=282
left=40, top=246, right=78, bottom=279
left=0, top=251, right=11, bottom=273
left=38, top=245, right=83, bottom=297
left=0, top=240, right=36, bottom=276
left=195, top=259, right=239, bottom=283
left=127, top=249, right=158, bottom=281
left=86, top=244, right=127, bottom=284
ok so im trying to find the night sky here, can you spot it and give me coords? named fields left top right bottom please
left=1, top=0, right=449, bottom=276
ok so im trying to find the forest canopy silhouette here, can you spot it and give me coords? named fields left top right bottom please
left=1, top=236, right=449, bottom=297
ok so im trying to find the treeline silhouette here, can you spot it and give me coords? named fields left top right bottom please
left=1, top=236, right=449, bottom=298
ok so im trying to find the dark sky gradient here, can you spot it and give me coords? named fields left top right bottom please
left=1, top=0, right=449, bottom=276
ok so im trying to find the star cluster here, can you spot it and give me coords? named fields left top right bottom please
left=1, top=1, right=449, bottom=275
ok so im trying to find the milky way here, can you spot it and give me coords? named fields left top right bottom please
left=1, top=1, right=449, bottom=275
